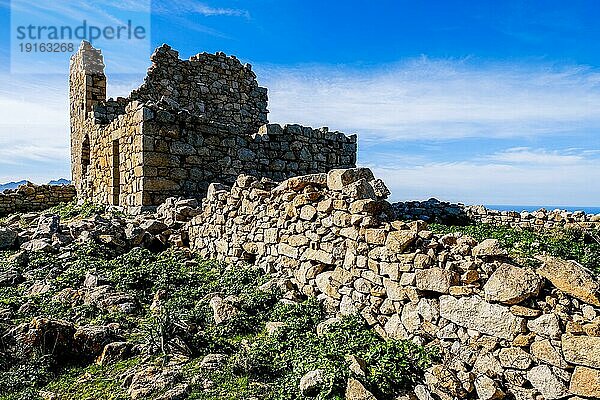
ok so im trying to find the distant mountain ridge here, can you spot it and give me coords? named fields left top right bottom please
left=0, top=179, right=71, bottom=193
left=0, top=180, right=28, bottom=192
left=48, top=179, right=71, bottom=186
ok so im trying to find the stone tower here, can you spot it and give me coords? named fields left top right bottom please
left=69, top=41, right=106, bottom=200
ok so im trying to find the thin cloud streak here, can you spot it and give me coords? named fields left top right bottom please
left=260, top=59, right=600, bottom=141
left=369, top=147, right=600, bottom=206
left=153, top=0, right=249, bottom=18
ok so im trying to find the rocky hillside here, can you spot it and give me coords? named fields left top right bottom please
left=0, top=197, right=599, bottom=400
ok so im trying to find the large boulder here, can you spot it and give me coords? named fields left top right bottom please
left=536, top=255, right=600, bottom=306
left=0, top=227, right=17, bottom=249
left=483, top=264, right=543, bottom=304
left=439, top=295, right=525, bottom=340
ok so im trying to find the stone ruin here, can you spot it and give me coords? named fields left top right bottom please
left=187, top=168, right=600, bottom=399
left=69, top=41, right=357, bottom=213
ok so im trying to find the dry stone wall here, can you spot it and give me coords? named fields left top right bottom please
left=393, top=199, right=600, bottom=230
left=188, top=168, right=600, bottom=400
left=465, top=205, right=600, bottom=230
left=0, top=183, right=76, bottom=217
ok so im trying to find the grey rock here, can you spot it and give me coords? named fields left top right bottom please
left=474, top=375, right=505, bottom=400
left=483, top=264, right=543, bottom=304
left=299, top=369, right=327, bottom=396
left=472, top=239, right=507, bottom=257
left=209, top=296, right=238, bottom=325
left=526, top=365, right=568, bottom=400
left=415, top=267, right=458, bottom=294
left=199, top=353, right=228, bottom=370
left=0, top=227, right=17, bottom=249
left=439, top=295, right=525, bottom=340
left=527, top=313, right=561, bottom=339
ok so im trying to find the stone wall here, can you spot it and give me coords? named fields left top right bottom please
left=465, top=205, right=600, bottom=230
left=70, top=42, right=145, bottom=209
left=139, top=110, right=357, bottom=207
left=392, top=198, right=600, bottom=230
left=70, top=42, right=356, bottom=213
left=129, top=45, right=268, bottom=133
left=0, top=183, right=76, bottom=217
left=188, top=168, right=600, bottom=399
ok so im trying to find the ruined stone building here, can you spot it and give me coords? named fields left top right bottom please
left=69, top=41, right=357, bottom=213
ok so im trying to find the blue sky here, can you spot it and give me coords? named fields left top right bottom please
left=0, top=0, right=599, bottom=205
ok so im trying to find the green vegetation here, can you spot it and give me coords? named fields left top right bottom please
left=46, top=201, right=108, bottom=221
left=431, top=223, right=600, bottom=273
left=0, top=242, right=435, bottom=399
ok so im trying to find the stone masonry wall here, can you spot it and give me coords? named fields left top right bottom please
left=129, top=45, right=268, bottom=133
left=70, top=42, right=356, bottom=212
left=139, top=109, right=357, bottom=206
left=188, top=168, right=600, bottom=399
left=0, top=183, right=76, bottom=217
left=70, top=42, right=145, bottom=209
left=392, top=199, right=600, bottom=231
left=465, top=205, right=600, bottom=230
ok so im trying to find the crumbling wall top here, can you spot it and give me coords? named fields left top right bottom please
left=70, top=41, right=105, bottom=75
left=128, top=44, right=269, bottom=132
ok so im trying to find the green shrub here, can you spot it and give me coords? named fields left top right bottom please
left=225, top=301, right=437, bottom=400
left=431, top=223, right=600, bottom=272
left=46, top=201, right=107, bottom=221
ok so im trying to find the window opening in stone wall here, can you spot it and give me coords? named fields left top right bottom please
left=82, top=135, right=90, bottom=176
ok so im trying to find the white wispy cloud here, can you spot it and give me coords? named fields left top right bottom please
left=0, top=140, right=69, bottom=165
left=153, top=0, right=249, bottom=18
left=260, top=58, right=600, bottom=141
left=370, top=147, right=600, bottom=206
left=486, top=147, right=587, bottom=165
